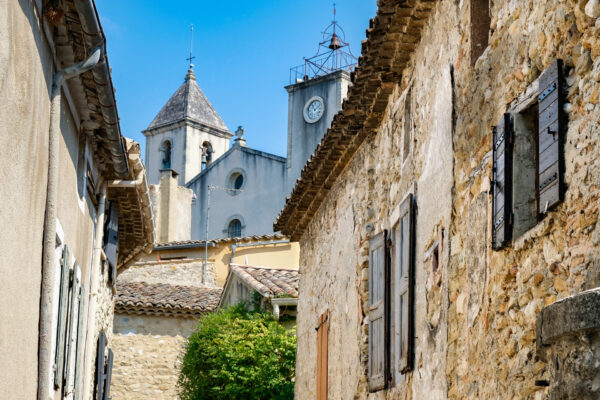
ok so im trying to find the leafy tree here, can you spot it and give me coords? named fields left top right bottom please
left=178, top=304, right=296, bottom=400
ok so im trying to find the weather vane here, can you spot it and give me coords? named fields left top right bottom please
left=186, top=24, right=195, bottom=68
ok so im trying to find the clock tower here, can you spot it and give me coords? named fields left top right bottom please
left=284, top=7, right=355, bottom=193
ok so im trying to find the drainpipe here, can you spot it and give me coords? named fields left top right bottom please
left=38, top=46, right=102, bottom=400
left=81, top=183, right=106, bottom=400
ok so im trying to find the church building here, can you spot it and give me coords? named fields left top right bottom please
left=143, top=22, right=354, bottom=241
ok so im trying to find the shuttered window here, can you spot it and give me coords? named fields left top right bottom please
left=55, top=246, right=71, bottom=389
left=538, top=59, right=565, bottom=214
left=103, top=202, right=119, bottom=272
left=391, top=194, right=415, bottom=380
left=492, top=113, right=513, bottom=250
left=95, top=332, right=107, bottom=400
left=368, top=231, right=387, bottom=391
left=316, top=310, right=329, bottom=400
left=74, top=285, right=86, bottom=400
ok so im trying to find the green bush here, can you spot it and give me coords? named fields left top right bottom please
left=178, top=304, right=296, bottom=400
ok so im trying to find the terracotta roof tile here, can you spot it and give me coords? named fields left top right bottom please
left=115, top=281, right=221, bottom=318
left=230, top=265, right=299, bottom=298
left=154, top=233, right=287, bottom=250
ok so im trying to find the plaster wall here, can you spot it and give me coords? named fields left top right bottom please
left=0, top=1, right=113, bottom=398
left=128, top=240, right=299, bottom=287
left=188, top=146, right=287, bottom=239
left=144, top=124, right=186, bottom=185
left=184, top=124, right=230, bottom=184
left=285, top=70, right=351, bottom=193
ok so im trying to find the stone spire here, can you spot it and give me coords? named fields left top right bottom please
left=145, top=66, right=228, bottom=133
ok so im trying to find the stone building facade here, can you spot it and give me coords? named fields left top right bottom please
left=275, top=0, right=600, bottom=399
left=0, top=1, right=154, bottom=399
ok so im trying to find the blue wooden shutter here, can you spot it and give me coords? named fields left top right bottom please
left=95, top=332, right=106, bottom=400
left=74, top=285, right=86, bottom=400
left=54, top=246, right=71, bottom=389
left=394, top=193, right=415, bottom=376
left=103, top=349, right=114, bottom=400
left=492, top=114, right=513, bottom=249
left=368, top=232, right=386, bottom=391
left=538, top=59, right=565, bottom=214
left=103, top=202, right=119, bottom=271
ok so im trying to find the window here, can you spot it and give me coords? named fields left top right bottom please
left=316, top=310, right=329, bottom=400
left=402, top=89, right=412, bottom=162
left=470, top=0, right=491, bottom=65
left=94, top=332, right=114, bottom=400
left=202, top=141, right=213, bottom=167
left=227, top=219, right=242, bottom=238
left=160, top=140, right=172, bottom=169
left=227, top=170, right=245, bottom=194
left=53, top=243, right=87, bottom=398
left=492, top=60, right=566, bottom=249
left=368, top=193, right=415, bottom=391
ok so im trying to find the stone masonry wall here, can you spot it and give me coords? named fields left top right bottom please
left=296, top=0, right=600, bottom=399
left=111, top=315, right=197, bottom=400
left=447, top=0, right=600, bottom=399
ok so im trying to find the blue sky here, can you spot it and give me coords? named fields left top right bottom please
left=95, top=0, right=377, bottom=159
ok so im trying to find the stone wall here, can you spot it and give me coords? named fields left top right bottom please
left=294, top=0, right=600, bottom=399
left=111, top=315, right=197, bottom=400
left=118, top=259, right=217, bottom=288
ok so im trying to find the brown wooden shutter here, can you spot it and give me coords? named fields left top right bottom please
left=103, top=349, right=114, bottom=400
left=368, top=232, right=386, bottom=391
left=95, top=332, right=106, bottom=400
left=492, top=114, right=513, bottom=249
left=316, top=310, right=329, bottom=400
left=103, top=202, right=119, bottom=271
left=55, top=246, right=71, bottom=389
left=395, top=194, right=415, bottom=375
left=538, top=59, right=565, bottom=214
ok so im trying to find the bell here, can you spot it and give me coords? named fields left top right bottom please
left=329, top=33, right=342, bottom=50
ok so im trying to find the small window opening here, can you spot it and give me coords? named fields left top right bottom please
left=228, top=219, right=242, bottom=238
left=512, top=104, right=539, bottom=239
left=227, top=171, right=245, bottom=194
left=161, top=140, right=172, bottom=169
left=470, top=0, right=491, bottom=65
left=202, top=141, right=213, bottom=169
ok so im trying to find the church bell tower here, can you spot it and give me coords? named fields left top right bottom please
left=285, top=6, right=355, bottom=192
left=143, top=65, right=232, bottom=186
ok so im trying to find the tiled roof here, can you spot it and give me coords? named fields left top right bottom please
left=230, top=265, right=299, bottom=298
left=274, top=0, right=438, bottom=240
left=154, top=233, right=287, bottom=250
left=115, top=281, right=221, bottom=318
left=145, top=68, right=229, bottom=133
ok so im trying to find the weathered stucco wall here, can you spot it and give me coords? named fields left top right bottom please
left=295, top=0, right=600, bottom=399
left=0, top=2, right=51, bottom=398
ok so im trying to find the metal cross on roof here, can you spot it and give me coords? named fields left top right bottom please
left=186, top=24, right=195, bottom=67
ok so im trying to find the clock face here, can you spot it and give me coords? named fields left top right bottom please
left=303, top=96, right=325, bottom=123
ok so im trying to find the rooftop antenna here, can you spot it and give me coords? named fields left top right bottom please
left=289, top=3, right=357, bottom=83
left=186, top=24, right=195, bottom=68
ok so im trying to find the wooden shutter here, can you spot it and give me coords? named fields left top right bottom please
left=538, top=59, right=565, bottom=214
left=316, top=311, right=329, bottom=400
left=74, top=285, right=86, bottom=400
left=392, top=194, right=415, bottom=377
left=95, top=332, right=107, bottom=400
left=103, top=349, right=114, bottom=400
left=55, top=246, right=71, bottom=389
left=64, top=263, right=81, bottom=393
left=368, top=232, right=387, bottom=391
left=103, top=202, right=119, bottom=270
left=492, top=114, right=513, bottom=249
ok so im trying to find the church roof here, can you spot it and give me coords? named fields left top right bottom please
left=145, top=67, right=229, bottom=133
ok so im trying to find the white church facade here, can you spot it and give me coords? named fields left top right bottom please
left=143, top=37, right=352, bottom=241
